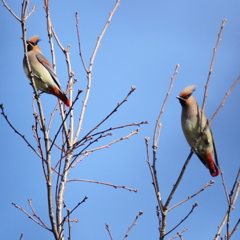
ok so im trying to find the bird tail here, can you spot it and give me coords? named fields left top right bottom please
left=50, top=86, right=71, bottom=107
left=205, top=152, right=220, bottom=177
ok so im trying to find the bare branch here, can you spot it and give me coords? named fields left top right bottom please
left=73, top=0, right=121, bottom=143
left=164, top=151, right=194, bottom=209
left=153, top=64, right=180, bottom=150
left=60, top=196, right=88, bottom=226
left=28, top=199, right=49, bottom=230
left=79, top=121, right=148, bottom=145
left=202, top=19, right=227, bottom=112
left=67, top=152, right=89, bottom=167
left=214, top=170, right=240, bottom=240
left=229, top=219, right=240, bottom=239
left=19, top=233, right=24, bottom=240
left=209, top=76, right=240, bottom=126
left=67, top=179, right=138, bottom=192
left=67, top=209, right=71, bottom=240
left=0, top=104, right=40, bottom=158
left=51, top=27, right=75, bottom=147
left=2, top=0, right=21, bottom=21
left=49, top=89, right=82, bottom=152
left=12, top=202, right=52, bottom=232
left=25, top=5, right=36, bottom=19
left=165, top=203, right=198, bottom=237
left=43, top=1, right=72, bottom=154
left=168, top=180, right=215, bottom=211
left=168, top=228, right=188, bottom=240
left=148, top=64, right=180, bottom=236
left=75, top=12, right=88, bottom=72
left=74, top=129, right=139, bottom=158
left=74, top=86, right=137, bottom=147
left=220, top=170, right=230, bottom=204
left=106, top=223, right=114, bottom=240
left=123, top=211, right=144, bottom=240
left=145, top=137, right=163, bottom=211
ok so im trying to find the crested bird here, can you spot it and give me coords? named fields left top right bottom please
left=177, top=85, right=219, bottom=177
left=23, top=35, right=71, bottom=107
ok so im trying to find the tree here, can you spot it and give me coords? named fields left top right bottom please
left=1, top=0, right=239, bottom=239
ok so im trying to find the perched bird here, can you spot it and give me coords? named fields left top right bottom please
left=176, top=85, right=219, bottom=177
left=23, top=35, right=71, bottom=107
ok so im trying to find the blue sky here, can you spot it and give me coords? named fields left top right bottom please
left=0, top=0, right=240, bottom=239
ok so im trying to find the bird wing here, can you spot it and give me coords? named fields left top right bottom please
left=211, top=128, right=219, bottom=167
left=36, top=53, right=62, bottom=90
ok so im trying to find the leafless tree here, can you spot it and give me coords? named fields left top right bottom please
left=1, top=0, right=146, bottom=239
left=1, top=1, right=239, bottom=240
left=145, top=19, right=240, bottom=240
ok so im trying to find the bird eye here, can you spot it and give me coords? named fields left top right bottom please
left=183, top=94, right=191, bottom=99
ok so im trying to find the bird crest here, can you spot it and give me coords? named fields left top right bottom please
left=27, top=35, right=40, bottom=45
left=178, top=85, right=196, bottom=98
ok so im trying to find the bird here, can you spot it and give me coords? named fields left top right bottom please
left=23, top=35, right=71, bottom=107
left=176, top=85, right=220, bottom=177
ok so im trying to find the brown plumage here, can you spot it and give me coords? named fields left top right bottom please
left=177, top=85, right=219, bottom=177
left=23, top=35, right=71, bottom=107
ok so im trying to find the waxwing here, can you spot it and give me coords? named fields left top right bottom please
left=177, top=85, right=219, bottom=177
left=23, top=35, right=70, bottom=107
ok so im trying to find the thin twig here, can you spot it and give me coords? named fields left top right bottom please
left=2, top=0, right=21, bottom=21
left=165, top=203, right=198, bottom=237
left=75, top=129, right=139, bottom=157
left=28, top=199, right=49, bottom=229
left=67, top=179, right=138, bottom=192
left=19, top=233, right=24, bottom=240
left=150, top=64, right=179, bottom=237
left=214, top=170, right=240, bottom=240
left=12, top=202, right=52, bottom=232
left=0, top=105, right=40, bottom=157
left=168, top=228, right=188, bottom=240
left=106, top=223, right=114, bottom=240
left=60, top=196, right=88, bottom=226
left=71, top=129, right=139, bottom=168
left=75, top=12, right=88, bottom=72
left=73, top=0, right=121, bottom=143
left=51, top=26, right=75, bottom=146
left=202, top=19, right=227, bottom=112
left=32, top=115, right=44, bottom=159
left=49, top=89, right=82, bottom=152
left=69, top=153, right=89, bottom=167
left=123, top=211, right=144, bottom=240
left=25, top=5, right=36, bottom=19
left=74, top=86, right=137, bottom=147
left=47, top=102, right=59, bottom=132
left=145, top=137, right=163, bottom=211
left=168, top=180, right=215, bottom=211
left=208, top=76, right=240, bottom=126
left=67, top=209, right=71, bottom=240
left=153, top=64, right=180, bottom=151
left=74, top=121, right=148, bottom=148
left=164, top=151, right=194, bottom=209
left=229, top=219, right=240, bottom=239
left=220, top=169, right=230, bottom=204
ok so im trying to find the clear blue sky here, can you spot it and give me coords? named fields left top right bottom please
left=0, top=0, right=239, bottom=239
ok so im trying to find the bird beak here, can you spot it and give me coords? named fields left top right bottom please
left=176, top=96, right=181, bottom=100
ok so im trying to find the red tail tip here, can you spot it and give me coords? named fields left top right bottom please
left=210, top=169, right=220, bottom=177
left=65, top=98, right=71, bottom=107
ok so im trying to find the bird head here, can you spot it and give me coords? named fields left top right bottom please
left=26, top=35, right=41, bottom=53
left=176, top=85, right=196, bottom=106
